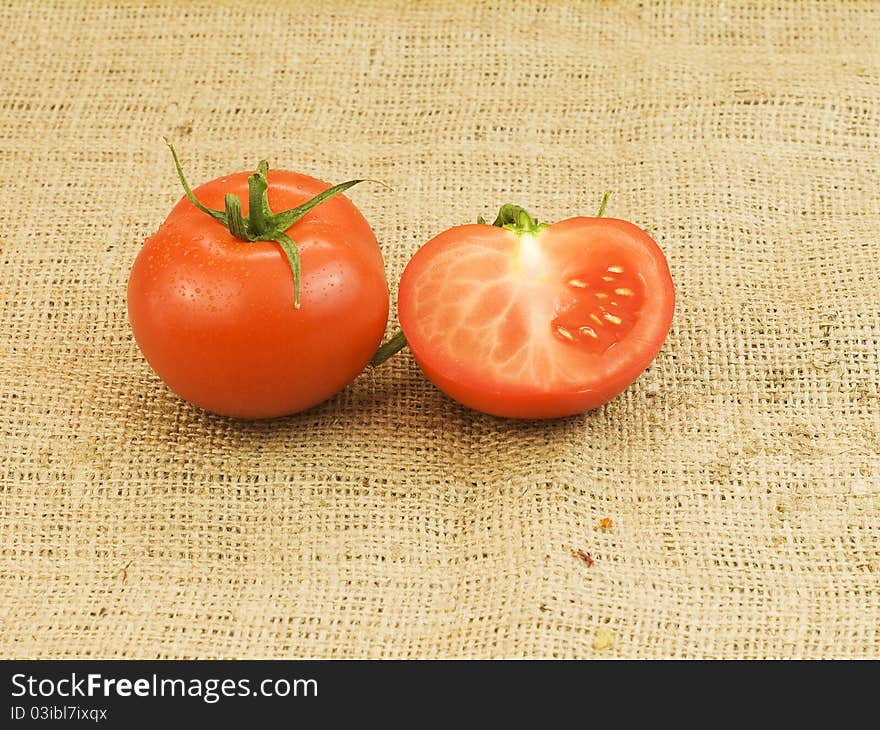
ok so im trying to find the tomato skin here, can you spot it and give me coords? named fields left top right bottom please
left=397, top=216, right=674, bottom=419
left=128, top=170, right=388, bottom=418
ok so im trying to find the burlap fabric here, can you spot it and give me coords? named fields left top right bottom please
left=1, top=0, right=878, bottom=660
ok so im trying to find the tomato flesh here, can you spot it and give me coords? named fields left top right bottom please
left=397, top=217, right=674, bottom=418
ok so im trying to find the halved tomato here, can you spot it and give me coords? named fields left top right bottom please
left=396, top=205, right=674, bottom=418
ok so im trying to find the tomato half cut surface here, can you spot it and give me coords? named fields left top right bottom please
left=397, top=213, right=674, bottom=418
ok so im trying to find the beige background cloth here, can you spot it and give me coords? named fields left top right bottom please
left=1, top=0, right=878, bottom=659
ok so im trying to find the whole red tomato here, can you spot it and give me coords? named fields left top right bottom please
left=393, top=202, right=674, bottom=418
left=128, top=145, right=389, bottom=418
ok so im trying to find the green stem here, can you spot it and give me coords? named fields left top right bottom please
left=597, top=191, right=611, bottom=217
left=370, top=330, right=408, bottom=366
left=247, top=166, right=272, bottom=237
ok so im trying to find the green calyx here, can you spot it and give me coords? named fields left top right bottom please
left=477, top=204, right=549, bottom=235
left=476, top=192, right=612, bottom=232
left=165, top=138, right=371, bottom=309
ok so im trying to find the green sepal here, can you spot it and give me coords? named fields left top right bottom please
left=270, top=179, right=368, bottom=233
left=165, top=138, right=228, bottom=226
left=272, top=231, right=302, bottom=309
left=225, top=194, right=250, bottom=240
left=597, top=191, right=611, bottom=217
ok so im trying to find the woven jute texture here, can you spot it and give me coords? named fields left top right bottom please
left=1, top=0, right=878, bottom=659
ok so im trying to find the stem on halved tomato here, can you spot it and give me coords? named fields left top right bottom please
left=490, top=204, right=549, bottom=235
left=369, top=330, right=409, bottom=366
